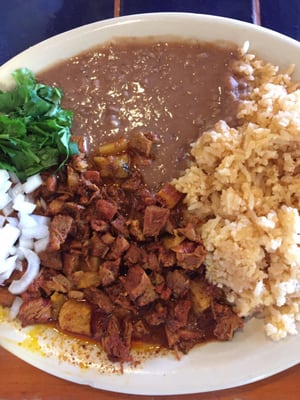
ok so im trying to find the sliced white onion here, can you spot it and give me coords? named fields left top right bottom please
left=8, top=182, right=24, bottom=200
left=23, top=174, right=43, bottom=194
left=22, top=225, right=49, bottom=240
left=8, top=246, right=17, bottom=256
left=0, top=180, right=12, bottom=194
left=9, top=296, right=23, bottom=320
left=12, top=193, right=36, bottom=214
left=0, top=170, right=10, bottom=190
left=0, top=255, right=18, bottom=284
left=18, top=237, right=34, bottom=250
left=0, top=169, right=49, bottom=294
left=0, top=215, right=5, bottom=228
left=31, top=214, right=50, bottom=225
left=6, top=217, right=19, bottom=227
left=34, top=236, right=49, bottom=253
left=8, top=172, right=20, bottom=184
left=0, top=192, right=12, bottom=210
left=18, top=212, right=38, bottom=229
left=0, top=169, right=11, bottom=192
left=14, top=259, right=23, bottom=271
left=9, top=248, right=40, bottom=295
left=2, top=203, right=13, bottom=217
left=0, top=224, right=20, bottom=262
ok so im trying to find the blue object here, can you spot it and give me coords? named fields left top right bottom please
left=0, top=0, right=114, bottom=65
left=120, top=0, right=254, bottom=22
left=261, top=0, right=300, bottom=41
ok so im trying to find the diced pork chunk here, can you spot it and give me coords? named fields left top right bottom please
left=166, top=299, right=191, bottom=332
left=125, top=244, right=147, bottom=265
left=39, top=251, right=63, bottom=270
left=111, top=215, right=129, bottom=236
left=212, top=302, right=244, bottom=341
left=96, top=199, right=117, bottom=221
left=108, top=235, right=130, bottom=260
left=101, top=316, right=132, bottom=362
left=99, top=259, right=120, bottom=287
left=143, top=205, right=170, bottom=236
left=84, top=287, right=115, bottom=314
left=18, top=298, right=52, bottom=327
left=120, top=265, right=157, bottom=306
left=145, top=303, right=167, bottom=326
left=41, top=273, right=72, bottom=295
left=0, top=287, right=15, bottom=307
left=166, top=270, right=190, bottom=298
left=82, top=170, right=100, bottom=185
left=173, top=242, right=207, bottom=270
left=48, top=214, right=74, bottom=251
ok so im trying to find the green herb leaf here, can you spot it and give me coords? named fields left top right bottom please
left=0, top=68, right=79, bottom=180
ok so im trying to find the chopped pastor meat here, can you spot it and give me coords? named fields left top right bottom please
left=131, top=320, right=149, bottom=340
left=128, top=219, right=144, bottom=241
left=48, top=214, right=74, bottom=251
left=89, top=232, right=109, bottom=258
left=173, top=242, right=207, bottom=270
left=166, top=270, right=190, bottom=298
left=5, top=155, right=243, bottom=364
left=40, top=272, right=72, bottom=295
left=96, top=199, right=118, bottom=221
left=111, top=215, right=129, bottom=236
left=18, top=298, right=52, bottom=327
left=63, top=253, right=80, bottom=276
left=120, top=265, right=158, bottom=306
left=0, top=287, right=15, bottom=307
left=84, top=287, right=115, bottom=314
left=124, top=244, right=147, bottom=265
left=82, top=170, right=100, bottom=185
left=90, top=219, right=110, bottom=232
left=143, top=205, right=170, bottom=236
left=39, top=251, right=63, bottom=270
left=212, top=302, right=244, bottom=341
left=45, top=175, right=57, bottom=192
left=101, top=316, right=132, bottom=362
left=166, top=299, right=191, bottom=333
left=99, top=258, right=120, bottom=287
left=108, top=235, right=130, bottom=260
left=145, top=302, right=167, bottom=326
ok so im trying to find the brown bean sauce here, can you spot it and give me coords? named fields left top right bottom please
left=38, top=38, right=242, bottom=190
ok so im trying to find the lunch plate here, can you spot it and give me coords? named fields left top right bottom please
left=0, top=13, right=300, bottom=395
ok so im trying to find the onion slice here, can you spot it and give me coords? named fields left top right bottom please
left=9, top=296, right=23, bottom=320
left=0, top=224, right=20, bottom=262
left=0, top=255, right=18, bottom=285
left=8, top=248, right=40, bottom=295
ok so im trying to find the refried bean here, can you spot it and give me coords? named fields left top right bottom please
left=38, top=38, right=243, bottom=189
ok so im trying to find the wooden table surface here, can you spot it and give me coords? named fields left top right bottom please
left=0, top=345, right=299, bottom=400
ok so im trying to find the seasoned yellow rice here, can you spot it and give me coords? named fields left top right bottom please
left=173, top=46, right=300, bottom=340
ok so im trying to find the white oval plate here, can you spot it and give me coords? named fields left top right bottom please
left=0, top=13, right=300, bottom=395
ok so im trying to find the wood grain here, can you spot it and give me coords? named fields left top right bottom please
left=0, top=346, right=299, bottom=400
